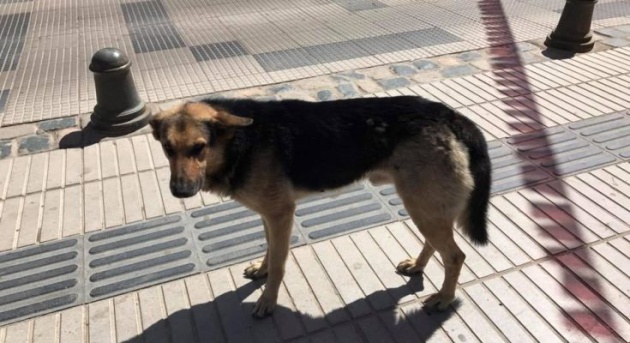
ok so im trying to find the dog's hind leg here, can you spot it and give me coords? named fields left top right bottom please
left=393, top=169, right=469, bottom=311
left=252, top=205, right=295, bottom=318
left=399, top=197, right=465, bottom=311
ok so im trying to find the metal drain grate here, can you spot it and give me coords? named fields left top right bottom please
left=568, top=112, right=630, bottom=159
left=189, top=203, right=305, bottom=269
left=85, top=214, right=199, bottom=301
left=295, top=183, right=393, bottom=242
left=507, top=125, right=618, bottom=176
left=0, top=238, right=84, bottom=325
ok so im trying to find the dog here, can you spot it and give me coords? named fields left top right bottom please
left=150, top=95, right=491, bottom=318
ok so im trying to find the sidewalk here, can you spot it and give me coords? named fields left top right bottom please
left=0, top=0, right=629, bottom=342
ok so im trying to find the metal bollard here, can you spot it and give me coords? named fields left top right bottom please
left=89, top=47, right=151, bottom=134
left=544, top=0, right=598, bottom=53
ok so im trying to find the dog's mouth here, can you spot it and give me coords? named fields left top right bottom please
left=170, top=178, right=203, bottom=198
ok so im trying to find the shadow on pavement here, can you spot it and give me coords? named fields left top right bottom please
left=478, top=0, right=617, bottom=338
left=122, top=276, right=460, bottom=342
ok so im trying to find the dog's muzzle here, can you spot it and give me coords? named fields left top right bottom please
left=170, top=177, right=202, bottom=198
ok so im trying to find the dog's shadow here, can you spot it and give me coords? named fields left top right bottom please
left=123, top=274, right=461, bottom=343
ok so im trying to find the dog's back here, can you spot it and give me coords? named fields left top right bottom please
left=205, top=96, right=485, bottom=190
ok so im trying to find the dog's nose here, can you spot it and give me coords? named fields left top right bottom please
left=170, top=177, right=200, bottom=198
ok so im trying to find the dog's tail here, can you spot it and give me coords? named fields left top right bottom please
left=447, top=107, right=492, bottom=246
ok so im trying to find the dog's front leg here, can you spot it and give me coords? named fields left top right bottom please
left=252, top=206, right=295, bottom=318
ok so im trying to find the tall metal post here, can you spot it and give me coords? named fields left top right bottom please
left=544, top=0, right=598, bottom=53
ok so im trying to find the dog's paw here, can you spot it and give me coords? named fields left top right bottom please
left=252, top=292, right=277, bottom=318
left=422, top=292, right=454, bottom=311
left=243, top=261, right=268, bottom=279
left=396, top=258, right=425, bottom=276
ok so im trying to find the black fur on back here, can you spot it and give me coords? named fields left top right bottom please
left=206, top=96, right=442, bottom=190
left=204, top=96, right=490, bottom=244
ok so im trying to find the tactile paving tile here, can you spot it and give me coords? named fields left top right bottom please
left=506, top=126, right=617, bottom=177
left=487, top=139, right=551, bottom=194
left=0, top=13, right=30, bottom=72
left=190, top=41, right=249, bottom=62
left=294, top=183, right=393, bottom=242
left=0, top=238, right=84, bottom=325
left=370, top=184, right=408, bottom=219
left=85, top=214, right=200, bottom=301
left=568, top=112, right=630, bottom=159
left=189, top=202, right=306, bottom=269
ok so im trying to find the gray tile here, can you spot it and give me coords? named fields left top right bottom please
left=353, top=33, right=416, bottom=54
left=0, top=90, right=9, bottom=114
left=304, top=40, right=369, bottom=63
left=568, top=112, right=630, bottom=159
left=121, top=0, right=170, bottom=25
left=188, top=202, right=305, bottom=269
left=85, top=214, right=200, bottom=301
left=334, top=0, right=388, bottom=12
left=128, top=23, right=186, bottom=53
left=0, top=13, right=30, bottom=72
left=253, top=27, right=463, bottom=72
left=0, top=238, right=84, bottom=325
left=398, top=27, right=463, bottom=47
left=487, top=139, right=551, bottom=194
left=507, top=126, right=618, bottom=176
left=121, top=0, right=186, bottom=53
left=295, top=184, right=393, bottom=242
left=190, top=41, right=249, bottom=62
left=253, top=48, right=319, bottom=72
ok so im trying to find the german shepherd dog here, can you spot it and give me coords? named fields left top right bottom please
left=150, top=96, right=491, bottom=318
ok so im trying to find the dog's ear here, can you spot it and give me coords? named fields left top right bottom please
left=186, top=102, right=253, bottom=127
left=215, top=110, right=254, bottom=127
left=149, top=113, right=165, bottom=140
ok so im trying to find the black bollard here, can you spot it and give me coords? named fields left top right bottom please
left=89, top=48, right=151, bottom=134
left=544, top=0, right=598, bottom=53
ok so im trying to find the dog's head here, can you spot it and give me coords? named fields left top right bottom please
left=149, top=101, right=253, bottom=198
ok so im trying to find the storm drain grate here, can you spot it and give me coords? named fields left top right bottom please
left=506, top=125, right=618, bottom=176
left=188, top=203, right=306, bottom=269
left=568, top=112, right=630, bottom=159
left=0, top=238, right=83, bottom=325
left=85, top=214, right=200, bottom=301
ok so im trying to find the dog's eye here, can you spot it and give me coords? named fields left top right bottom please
left=163, top=144, right=175, bottom=157
left=190, top=143, right=206, bottom=157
